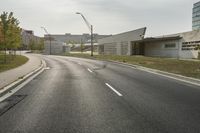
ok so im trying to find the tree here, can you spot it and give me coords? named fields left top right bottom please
left=0, top=12, right=21, bottom=63
left=38, top=38, right=44, bottom=51
left=0, top=25, right=4, bottom=50
left=80, top=42, right=85, bottom=53
left=28, top=39, right=35, bottom=51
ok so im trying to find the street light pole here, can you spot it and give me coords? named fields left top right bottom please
left=91, top=25, right=93, bottom=56
left=76, top=12, right=94, bottom=56
left=41, top=27, right=51, bottom=55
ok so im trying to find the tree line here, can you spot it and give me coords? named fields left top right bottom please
left=0, top=12, right=21, bottom=63
left=0, top=12, right=44, bottom=63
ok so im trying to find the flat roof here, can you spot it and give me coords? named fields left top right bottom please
left=133, top=35, right=182, bottom=43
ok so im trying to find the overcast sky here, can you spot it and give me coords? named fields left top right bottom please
left=0, top=0, right=199, bottom=37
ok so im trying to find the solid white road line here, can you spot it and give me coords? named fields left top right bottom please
left=0, top=68, right=44, bottom=102
left=105, top=83, right=123, bottom=96
left=87, top=68, right=93, bottom=73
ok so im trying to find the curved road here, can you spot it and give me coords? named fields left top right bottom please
left=0, top=55, right=200, bottom=133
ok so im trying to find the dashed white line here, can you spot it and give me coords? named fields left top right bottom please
left=105, top=83, right=123, bottom=96
left=87, top=68, right=93, bottom=73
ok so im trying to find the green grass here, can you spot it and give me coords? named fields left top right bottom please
left=0, top=54, right=28, bottom=73
left=65, top=53, right=200, bottom=79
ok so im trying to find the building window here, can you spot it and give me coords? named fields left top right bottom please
left=164, top=43, right=176, bottom=48
left=182, top=41, right=200, bottom=51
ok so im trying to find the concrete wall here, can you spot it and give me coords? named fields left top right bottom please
left=144, top=40, right=180, bottom=58
left=44, top=41, right=70, bottom=55
left=98, top=27, right=146, bottom=55
left=177, top=30, right=200, bottom=58
left=179, top=51, right=199, bottom=59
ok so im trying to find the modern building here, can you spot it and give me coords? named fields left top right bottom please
left=98, top=28, right=200, bottom=59
left=135, top=30, right=200, bottom=59
left=193, top=1, right=200, bottom=30
left=98, top=27, right=146, bottom=55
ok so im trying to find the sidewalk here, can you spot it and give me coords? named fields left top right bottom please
left=0, top=53, right=42, bottom=89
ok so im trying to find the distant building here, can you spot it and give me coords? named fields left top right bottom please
left=44, top=40, right=70, bottom=55
left=193, top=1, right=200, bottom=30
left=98, top=28, right=200, bottom=59
left=21, top=29, right=41, bottom=49
left=48, top=33, right=110, bottom=45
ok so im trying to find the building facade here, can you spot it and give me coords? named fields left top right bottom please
left=193, top=1, right=200, bottom=30
left=141, top=30, right=200, bottom=59
left=98, top=28, right=146, bottom=55
left=98, top=28, right=200, bottom=59
left=21, top=29, right=41, bottom=49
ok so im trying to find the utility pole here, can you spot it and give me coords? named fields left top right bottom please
left=91, top=25, right=93, bottom=56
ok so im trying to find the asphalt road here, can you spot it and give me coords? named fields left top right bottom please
left=0, top=55, right=200, bottom=133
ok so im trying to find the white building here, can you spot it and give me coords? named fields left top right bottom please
left=98, top=27, right=146, bottom=55
left=98, top=28, right=200, bottom=59
left=141, top=30, right=200, bottom=59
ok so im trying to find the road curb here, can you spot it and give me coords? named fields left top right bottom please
left=0, top=60, right=46, bottom=98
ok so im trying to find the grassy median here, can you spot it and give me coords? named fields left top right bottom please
left=0, top=54, right=28, bottom=73
left=65, top=53, right=200, bottom=79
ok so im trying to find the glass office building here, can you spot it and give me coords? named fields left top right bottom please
left=193, top=1, right=200, bottom=30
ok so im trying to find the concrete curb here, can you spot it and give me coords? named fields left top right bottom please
left=106, top=60, right=200, bottom=86
left=0, top=60, right=46, bottom=98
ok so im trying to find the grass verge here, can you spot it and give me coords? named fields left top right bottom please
left=65, top=53, right=200, bottom=79
left=0, top=54, right=28, bottom=73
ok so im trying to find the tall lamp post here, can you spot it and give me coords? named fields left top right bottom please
left=76, top=12, right=93, bottom=56
left=41, top=27, right=52, bottom=55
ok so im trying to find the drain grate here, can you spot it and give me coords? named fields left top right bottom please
left=0, top=95, right=27, bottom=116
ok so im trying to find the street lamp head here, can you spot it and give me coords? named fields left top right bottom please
left=76, top=12, right=81, bottom=15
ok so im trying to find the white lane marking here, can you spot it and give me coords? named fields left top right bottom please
left=78, top=63, right=82, bottom=65
left=105, top=83, right=123, bottom=96
left=87, top=68, right=93, bottom=73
